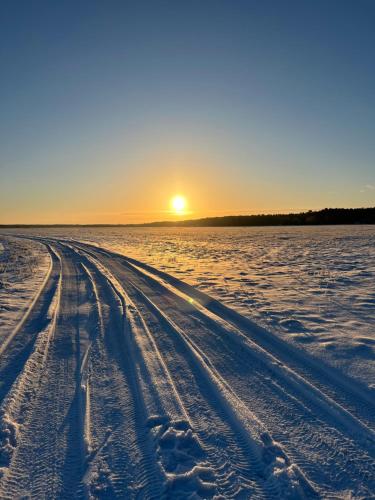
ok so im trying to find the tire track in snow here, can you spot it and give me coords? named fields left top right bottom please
left=72, top=245, right=219, bottom=498
left=127, top=283, right=312, bottom=499
left=2, top=236, right=374, bottom=498
left=0, top=250, right=61, bottom=483
left=76, top=242, right=375, bottom=498
left=74, top=244, right=315, bottom=498
left=71, top=249, right=164, bottom=498
left=0, top=243, right=93, bottom=498
left=0, top=244, right=60, bottom=407
left=121, top=249, right=375, bottom=433
left=81, top=245, right=375, bottom=443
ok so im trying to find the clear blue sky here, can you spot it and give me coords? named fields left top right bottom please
left=1, top=0, right=374, bottom=223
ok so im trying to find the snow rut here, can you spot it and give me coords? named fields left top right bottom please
left=1, top=237, right=374, bottom=499
left=73, top=244, right=316, bottom=498
left=0, top=245, right=60, bottom=407
left=73, top=241, right=375, bottom=498
left=72, top=249, right=164, bottom=498
left=0, top=256, right=61, bottom=479
left=0, top=244, right=92, bottom=498
left=74, top=247, right=219, bottom=498
left=116, top=250, right=375, bottom=434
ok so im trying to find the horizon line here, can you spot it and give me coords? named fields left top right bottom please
left=1, top=206, right=374, bottom=227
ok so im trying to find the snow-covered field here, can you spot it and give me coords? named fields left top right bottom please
left=5, top=226, right=374, bottom=387
left=0, top=237, right=50, bottom=340
left=0, top=228, right=374, bottom=498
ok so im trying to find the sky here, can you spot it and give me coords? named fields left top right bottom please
left=0, top=0, right=374, bottom=224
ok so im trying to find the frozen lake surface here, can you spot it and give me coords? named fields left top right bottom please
left=78, top=225, right=375, bottom=387
left=0, top=226, right=374, bottom=498
left=8, top=225, right=374, bottom=386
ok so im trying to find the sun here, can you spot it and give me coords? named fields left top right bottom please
left=170, top=195, right=187, bottom=214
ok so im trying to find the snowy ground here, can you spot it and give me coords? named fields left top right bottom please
left=4, top=226, right=374, bottom=388
left=0, top=237, right=50, bottom=341
left=0, top=230, right=374, bottom=498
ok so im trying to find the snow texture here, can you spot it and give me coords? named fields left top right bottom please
left=0, top=229, right=374, bottom=498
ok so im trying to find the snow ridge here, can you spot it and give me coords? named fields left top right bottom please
left=0, top=236, right=373, bottom=498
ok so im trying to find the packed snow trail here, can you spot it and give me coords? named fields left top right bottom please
left=0, top=238, right=374, bottom=499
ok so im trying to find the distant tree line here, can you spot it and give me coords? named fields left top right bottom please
left=1, top=207, right=374, bottom=228
left=147, top=207, right=375, bottom=227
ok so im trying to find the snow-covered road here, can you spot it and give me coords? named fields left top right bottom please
left=0, top=238, right=374, bottom=499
